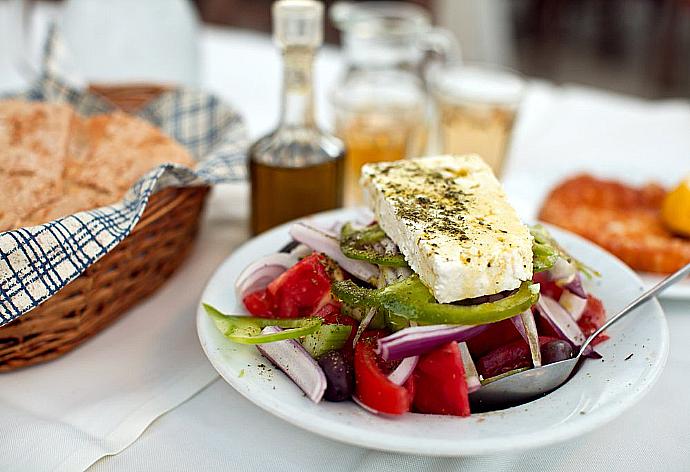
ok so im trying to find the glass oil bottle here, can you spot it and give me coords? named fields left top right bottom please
left=250, top=0, right=345, bottom=234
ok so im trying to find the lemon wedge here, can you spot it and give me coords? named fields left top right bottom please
left=662, top=176, right=690, bottom=237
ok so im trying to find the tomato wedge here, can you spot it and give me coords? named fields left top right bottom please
left=242, top=253, right=332, bottom=318
left=354, top=340, right=414, bottom=415
left=412, top=341, right=470, bottom=416
left=578, top=295, right=609, bottom=345
left=242, top=288, right=276, bottom=318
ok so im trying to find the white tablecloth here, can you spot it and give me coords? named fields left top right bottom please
left=2, top=15, right=690, bottom=472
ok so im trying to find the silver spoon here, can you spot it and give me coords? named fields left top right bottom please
left=470, top=262, right=690, bottom=409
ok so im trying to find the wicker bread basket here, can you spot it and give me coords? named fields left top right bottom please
left=0, top=85, right=209, bottom=371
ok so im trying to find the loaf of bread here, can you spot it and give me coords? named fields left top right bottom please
left=0, top=100, right=195, bottom=231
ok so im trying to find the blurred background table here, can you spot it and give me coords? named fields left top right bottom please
left=1, top=2, right=689, bottom=472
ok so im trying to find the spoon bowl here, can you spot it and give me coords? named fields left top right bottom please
left=469, top=261, right=690, bottom=409
left=471, top=358, right=578, bottom=409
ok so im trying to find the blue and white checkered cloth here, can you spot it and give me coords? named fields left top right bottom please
left=0, top=47, right=247, bottom=327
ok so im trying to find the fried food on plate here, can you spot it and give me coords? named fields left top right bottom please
left=538, top=174, right=690, bottom=274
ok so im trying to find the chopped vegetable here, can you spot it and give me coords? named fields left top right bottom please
left=533, top=271, right=564, bottom=300
left=289, top=222, right=379, bottom=284
left=318, top=350, right=354, bottom=402
left=559, top=289, right=588, bottom=320
left=332, top=275, right=539, bottom=327
left=530, top=224, right=599, bottom=278
left=354, top=339, right=414, bottom=415
left=547, top=259, right=588, bottom=298
left=578, top=295, right=609, bottom=345
left=340, top=223, right=408, bottom=267
left=235, top=252, right=297, bottom=299
left=477, top=336, right=558, bottom=379
left=204, top=303, right=321, bottom=344
left=541, top=339, right=574, bottom=365
left=535, top=295, right=586, bottom=347
left=242, top=289, right=276, bottom=318
left=376, top=323, right=489, bottom=361
left=412, top=342, right=470, bottom=416
left=266, top=252, right=334, bottom=318
left=256, top=326, right=327, bottom=403
left=458, top=342, right=481, bottom=393
left=548, top=257, right=577, bottom=285
left=352, top=307, right=378, bottom=347
left=511, top=310, right=542, bottom=367
left=465, top=319, right=521, bottom=357
left=387, top=355, right=418, bottom=386
left=536, top=296, right=603, bottom=359
left=562, top=273, right=587, bottom=298
left=301, top=324, right=352, bottom=358
left=532, top=238, right=559, bottom=273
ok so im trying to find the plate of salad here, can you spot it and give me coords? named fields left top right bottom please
left=198, top=156, right=668, bottom=456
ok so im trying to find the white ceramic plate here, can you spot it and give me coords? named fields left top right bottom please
left=197, top=208, right=669, bottom=456
left=639, top=272, right=690, bottom=300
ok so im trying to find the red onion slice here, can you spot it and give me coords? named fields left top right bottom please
left=548, top=257, right=577, bottom=285
left=376, top=324, right=489, bottom=361
left=511, top=310, right=542, bottom=367
left=537, top=292, right=601, bottom=358
left=388, top=355, right=418, bottom=386
left=289, top=243, right=313, bottom=260
left=289, top=222, right=379, bottom=284
left=535, top=295, right=586, bottom=347
left=548, top=258, right=587, bottom=299
left=352, top=307, right=378, bottom=348
left=559, top=289, right=588, bottom=320
left=563, top=274, right=587, bottom=299
left=458, top=342, right=481, bottom=393
left=256, top=326, right=327, bottom=403
left=235, top=253, right=298, bottom=299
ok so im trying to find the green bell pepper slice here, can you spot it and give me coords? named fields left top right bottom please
left=331, top=276, right=539, bottom=327
left=340, top=223, right=408, bottom=268
left=529, top=224, right=599, bottom=277
left=532, top=240, right=559, bottom=273
left=203, top=303, right=322, bottom=344
left=300, top=324, right=352, bottom=358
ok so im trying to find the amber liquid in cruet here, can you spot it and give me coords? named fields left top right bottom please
left=250, top=152, right=344, bottom=235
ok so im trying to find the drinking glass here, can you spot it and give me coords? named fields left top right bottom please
left=332, top=70, right=427, bottom=206
left=429, top=63, right=525, bottom=176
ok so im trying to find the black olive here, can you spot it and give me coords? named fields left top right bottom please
left=541, top=340, right=574, bottom=365
left=318, top=350, right=354, bottom=402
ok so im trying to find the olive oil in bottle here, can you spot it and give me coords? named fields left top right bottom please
left=250, top=0, right=345, bottom=235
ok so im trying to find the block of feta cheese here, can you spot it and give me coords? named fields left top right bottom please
left=360, top=154, right=533, bottom=302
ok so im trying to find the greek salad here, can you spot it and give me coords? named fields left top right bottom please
left=204, top=156, right=608, bottom=416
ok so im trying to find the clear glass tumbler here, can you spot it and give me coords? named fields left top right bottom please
left=332, top=70, right=428, bottom=206
left=429, top=63, right=525, bottom=177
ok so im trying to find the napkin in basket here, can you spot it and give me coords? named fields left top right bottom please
left=0, top=30, right=248, bottom=327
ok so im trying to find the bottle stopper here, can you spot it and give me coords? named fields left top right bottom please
left=273, top=0, right=324, bottom=48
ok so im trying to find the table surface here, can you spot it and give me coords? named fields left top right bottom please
left=3, top=12, right=690, bottom=472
